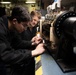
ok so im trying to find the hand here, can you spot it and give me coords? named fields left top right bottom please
left=31, top=36, right=43, bottom=45
left=31, top=43, right=45, bottom=57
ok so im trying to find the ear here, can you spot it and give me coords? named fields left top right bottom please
left=12, top=18, right=17, bottom=25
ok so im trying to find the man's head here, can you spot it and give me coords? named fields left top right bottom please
left=28, top=11, right=41, bottom=27
left=9, top=5, right=31, bottom=33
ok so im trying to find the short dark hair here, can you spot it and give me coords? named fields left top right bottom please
left=10, top=5, right=31, bottom=23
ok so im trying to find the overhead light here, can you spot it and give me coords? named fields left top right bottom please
left=25, top=0, right=36, bottom=4
left=0, top=2, right=11, bottom=4
left=25, top=1, right=36, bottom=3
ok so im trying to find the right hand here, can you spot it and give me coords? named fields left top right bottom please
left=31, top=43, right=45, bottom=57
left=31, top=36, right=43, bottom=45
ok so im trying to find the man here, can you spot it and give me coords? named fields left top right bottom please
left=0, top=5, right=45, bottom=75
left=30, top=11, right=41, bottom=28
left=20, top=11, right=41, bottom=41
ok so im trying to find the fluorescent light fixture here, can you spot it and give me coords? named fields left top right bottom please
left=0, top=2, right=11, bottom=4
left=25, top=1, right=36, bottom=3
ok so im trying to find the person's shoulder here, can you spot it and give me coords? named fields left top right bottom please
left=0, top=16, right=8, bottom=33
left=0, top=16, right=7, bottom=22
left=0, top=17, right=4, bottom=22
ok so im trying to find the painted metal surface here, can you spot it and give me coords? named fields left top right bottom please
left=41, top=52, right=76, bottom=75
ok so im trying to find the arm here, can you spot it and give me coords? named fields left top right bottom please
left=11, top=32, right=42, bottom=49
left=0, top=24, right=45, bottom=65
left=0, top=23, right=32, bottom=65
left=10, top=31, right=32, bottom=49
